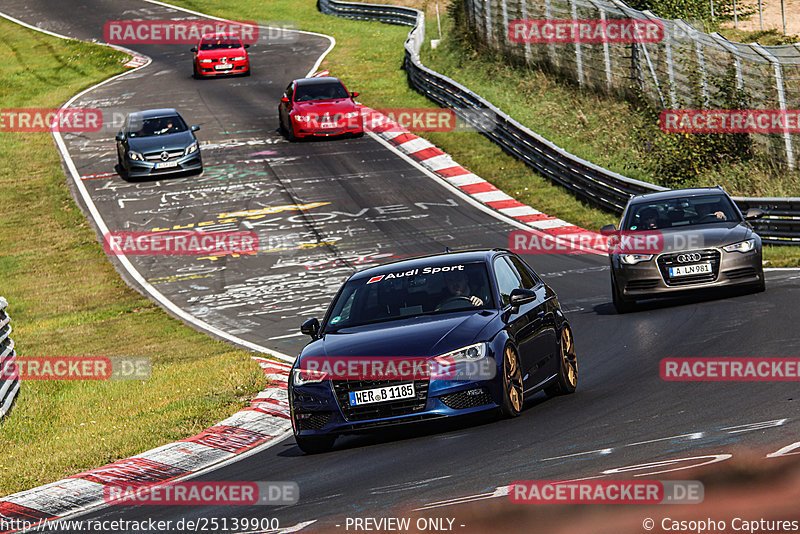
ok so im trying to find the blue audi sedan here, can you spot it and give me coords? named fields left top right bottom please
left=289, top=249, right=578, bottom=453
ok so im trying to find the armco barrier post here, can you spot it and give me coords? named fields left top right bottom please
left=0, top=297, right=20, bottom=422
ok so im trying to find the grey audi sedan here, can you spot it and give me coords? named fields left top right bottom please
left=603, top=187, right=765, bottom=313
left=115, top=109, right=202, bottom=178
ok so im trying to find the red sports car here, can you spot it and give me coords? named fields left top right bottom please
left=191, top=33, right=250, bottom=78
left=278, top=77, right=364, bottom=140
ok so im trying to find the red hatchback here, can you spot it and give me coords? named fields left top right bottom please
left=278, top=77, right=364, bottom=140
left=191, top=33, right=250, bottom=78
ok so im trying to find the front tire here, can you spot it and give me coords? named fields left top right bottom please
left=545, top=326, right=578, bottom=397
left=611, top=272, right=636, bottom=314
left=754, top=270, right=766, bottom=293
left=500, top=345, right=523, bottom=418
left=295, top=433, right=336, bottom=454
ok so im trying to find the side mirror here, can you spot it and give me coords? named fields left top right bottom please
left=190, top=125, right=200, bottom=132
left=350, top=91, right=359, bottom=98
left=115, top=132, right=124, bottom=142
left=300, top=318, right=320, bottom=339
left=244, top=44, right=250, bottom=49
left=190, top=47, right=197, bottom=53
left=744, top=208, right=764, bottom=220
left=510, top=288, right=538, bottom=307
left=280, top=96, right=290, bottom=103
left=600, top=224, right=617, bottom=232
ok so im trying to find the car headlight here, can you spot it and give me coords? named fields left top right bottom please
left=293, top=115, right=312, bottom=123
left=184, top=142, right=198, bottom=156
left=435, top=342, right=487, bottom=364
left=128, top=151, right=143, bottom=161
left=620, top=253, right=653, bottom=265
left=199, top=59, right=213, bottom=64
left=231, top=56, right=247, bottom=61
left=292, top=367, right=327, bottom=386
left=344, top=111, right=359, bottom=118
left=723, top=239, right=756, bottom=253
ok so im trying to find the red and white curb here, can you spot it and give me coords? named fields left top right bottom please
left=0, top=358, right=292, bottom=532
left=360, top=107, right=595, bottom=241
left=123, top=55, right=148, bottom=68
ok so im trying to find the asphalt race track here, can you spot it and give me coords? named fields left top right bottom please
left=2, top=0, right=799, bottom=532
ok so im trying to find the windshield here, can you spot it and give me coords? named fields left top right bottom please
left=624, top=194, right=740, bottom=230
left=128, top=115, right=188, bottom=138
left=323, top=262, right=495, bottom=331
left=200, top=38, right=243, bottom=50
left=294, top=81, right=349, bottom=102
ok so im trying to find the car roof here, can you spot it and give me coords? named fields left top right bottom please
left=349, top=249, right=507, bottom=281
left=294, top=77, right=343, bottom=86
left=129, top=108, right=181, bottom=120
left=629, top=187, right=728, bottom=204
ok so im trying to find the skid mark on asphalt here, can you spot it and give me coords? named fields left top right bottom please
left=412, top=418, right=791, bottom=511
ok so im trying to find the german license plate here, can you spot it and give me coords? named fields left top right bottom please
left=669, top=263, right=712, bottom=277
left=154, top=161, right=179, bottom=169
left=319, top=122, right=336, bottom=128
left=349, top=383, right=415, bottom=406
left=215, top=63, right=233, bottom=70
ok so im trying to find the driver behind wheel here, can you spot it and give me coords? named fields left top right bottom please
left=695, top=200, right=727, bottom=221
left=439, top=270, right=483, bottom=309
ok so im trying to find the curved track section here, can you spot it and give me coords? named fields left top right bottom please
left=1, top=1, right=799, bottom=532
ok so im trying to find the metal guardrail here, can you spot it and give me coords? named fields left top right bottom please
left=0, top=296, right=20, bottom=422
left=317, top=0, right=800, bottom=245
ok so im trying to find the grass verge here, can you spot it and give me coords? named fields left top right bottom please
left=0, top=18, right=265, bottom=495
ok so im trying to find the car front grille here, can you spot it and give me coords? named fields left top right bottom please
left=295, top=411, right=331, bottom=430
left=657, top=249, right=720, bottom=286
left=144, top=150, right=184, bottom=161
left=332, top=379, right=429, bottom=422
left=439, top=388, right=494, bottom=410
left=314, top=114, right=342, bottom=123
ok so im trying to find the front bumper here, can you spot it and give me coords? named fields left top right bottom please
left=125, top=152, right=203, bottom=178
left=196, top=60, right=249, bottom=76
left=290, top=378, right=500, bottom=437
left=612, top=246, right=763, bottom=300
left=291, top=118, right=363, bottom=138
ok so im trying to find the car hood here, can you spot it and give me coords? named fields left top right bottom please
left=197, top=48, right=246, bottom=59
left=293, top=100, right=358, bottom=114
left=128, top=131, right=196, bottom=153
left=657, top=222, right=755, bottom=253
left=300, top=311, right=498, bottom=360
